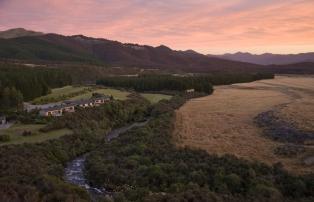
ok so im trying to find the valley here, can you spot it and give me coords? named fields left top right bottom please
left=0, top=27, right=313, bottom=201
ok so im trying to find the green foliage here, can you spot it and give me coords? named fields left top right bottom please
left=41, top=98, right=150, bottom=133
left=0, top=98, right=150, bottom=201
left=97, top=73, right=274, bottom=94
left=0, top=62, right=72, bottom=101
left=0, top=36, right=102, bottom=64
left=84, top=97, right=313, bottom=201
left=97, top=74, right=214, bottom=94
left=0, top=134, right=10, bottom=142
left=0, top=87, right=23, bottom=112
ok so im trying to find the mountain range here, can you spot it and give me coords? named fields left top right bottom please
left=0, top=28, right=313, bottom=74
left=211, top=52, right=314, bottom=65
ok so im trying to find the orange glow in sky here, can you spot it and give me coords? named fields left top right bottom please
left=0, top=0, right=313, bottom=54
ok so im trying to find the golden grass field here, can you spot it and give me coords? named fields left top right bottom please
left=174, top=75, right=314, bottom=174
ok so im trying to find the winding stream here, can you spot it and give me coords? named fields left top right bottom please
left=64, top=120, right=150, bottom=198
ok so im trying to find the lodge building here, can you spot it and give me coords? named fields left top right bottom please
left=39, top=95, right=111, bottom=117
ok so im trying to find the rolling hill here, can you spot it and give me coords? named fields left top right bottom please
left=0, top=28, right=44, bottom=39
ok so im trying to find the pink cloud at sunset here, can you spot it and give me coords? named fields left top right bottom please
left=0, top=0, right=313, bottom=54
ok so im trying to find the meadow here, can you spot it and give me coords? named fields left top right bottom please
left=140, top=93, right=172, bottom=104
left=70, top=88, right=130, bottom=101
left=32, top=85, right=91, bottom=104
left=32, top=84, right=174, bottom=105
left=174, top=75, right=314, bottom=174
left=0, top=124, right=72, bottom=145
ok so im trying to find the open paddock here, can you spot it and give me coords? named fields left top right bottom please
left=174, top=75, right=314, bottom=174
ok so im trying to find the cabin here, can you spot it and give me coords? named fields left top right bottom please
left=39, top=106, right=63, bottom=117
left=92, top=95, right=111, bottom=106
left=39, top=103, right=76, bottom=117
left=71, top=98, right=95, bottom=108
left=74, top=96, right=111, bottom=108
left=62, top=104, right=76, bottom=113
left=186, top=89, right=195, bottom=93
left=0, top=116, right=6, bottom=125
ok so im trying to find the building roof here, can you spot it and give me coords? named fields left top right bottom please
left=40, top=95, right=111, bottom=113
left=71, top=95, right=111, bottom=105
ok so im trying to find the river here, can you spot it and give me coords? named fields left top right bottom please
left=64, top=119, right=150, bottom=199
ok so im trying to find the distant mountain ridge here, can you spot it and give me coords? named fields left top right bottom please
left=0, top=28, right=313, bottom=74
left=0, top=29, right=263, bottom=73
left=0, top=28, right=44, bottom=39
left=210, top=52, right=314, bottom=65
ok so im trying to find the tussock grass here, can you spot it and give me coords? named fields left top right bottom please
left=174, top=75, right=314, bottom=174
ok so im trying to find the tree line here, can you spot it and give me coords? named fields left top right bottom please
left=0, top=62, right=72, bottom=112
left=97, top=75, right=214, bottom=94
left=96, top=73, right=274, bottom=94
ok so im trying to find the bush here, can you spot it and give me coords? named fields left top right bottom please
left=0, top=134, right=10, bottom=142
left=85, top=96, right=314, bottom=201
left=249, top=184, right=282, bottom=201
left=22, top=130, right=33, bottom=136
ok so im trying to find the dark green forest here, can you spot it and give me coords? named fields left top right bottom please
left=97, top=73, right=274, bottom=93
left=0, top=63, right=72, bottom=111
left=85, top=96, right=314, bottom=202
left=0, top=36, right=101, bottom=64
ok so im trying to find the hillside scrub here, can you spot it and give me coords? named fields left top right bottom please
left=85, top=96, right=313, bottom=202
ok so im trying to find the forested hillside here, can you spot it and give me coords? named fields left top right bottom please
left=0, top=35, right=101, bottom=64
left=0, top=63, right=71, bottom=112
left=0, top=33, right=265, bottom=73
left=0, top=63, right=71, bottom=100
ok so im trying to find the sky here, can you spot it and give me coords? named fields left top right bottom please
left=0, top=0, right=313, bottom=54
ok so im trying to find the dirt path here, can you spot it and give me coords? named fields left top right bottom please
left=174, top=75, right=314, bottom=174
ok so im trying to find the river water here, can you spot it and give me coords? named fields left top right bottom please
left=64, top=119, right=149, bottom=199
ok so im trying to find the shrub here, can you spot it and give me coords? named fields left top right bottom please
left=22, top=130, right=33, bottom=136
left=0, top=134, right=10, bottom=142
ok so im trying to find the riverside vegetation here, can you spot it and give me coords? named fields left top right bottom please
left=84, top=95, right=314, bottom=202
left=0, top=98, right=150, bottom=201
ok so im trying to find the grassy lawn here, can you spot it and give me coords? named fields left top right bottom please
left=32, top=85, right=169, bottom=104
left=141, top=93, right=172, bottom=104
left=0, top=124, right=72, bottom=146
left=32, top=86, right=90, bottom=104
left=70, top=88, right=130, bottom=101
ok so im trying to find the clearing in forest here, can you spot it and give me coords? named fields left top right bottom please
left=140, top=93, right=172, bottom=104
left=0, top=124, right=72, bottom=146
